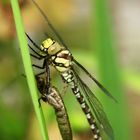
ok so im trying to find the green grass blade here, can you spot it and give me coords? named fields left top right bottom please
left=91, top=0, right=132, bottom=140
left=10, top=1, right=49, bottom=140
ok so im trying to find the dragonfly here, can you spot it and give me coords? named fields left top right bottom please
left=36, top=75, right=72, bottom=140
left=26, top=0, right=117, bottom=139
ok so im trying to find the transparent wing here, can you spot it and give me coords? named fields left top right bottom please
left=31, top=0, right=116, bottom=102
left=72, top=67, right=114, bottom=140
left=73, top=58, right=117, bottom=103
left=32, top=0, right=70, bottom=51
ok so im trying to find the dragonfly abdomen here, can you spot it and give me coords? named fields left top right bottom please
left=62, top=71, right=101, bottom=140
left=55, top=107, right=72, bottom=140
left=72, top=86, right=101, bottom=140
left=47, top=87, right=72, bottom=140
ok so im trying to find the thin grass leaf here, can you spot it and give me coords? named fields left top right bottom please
left=10, top=1, right=49, bottom=140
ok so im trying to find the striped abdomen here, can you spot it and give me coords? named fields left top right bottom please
left=47, top=87, right=72, bottom=140
left=62, top=71, right=101, bottom=140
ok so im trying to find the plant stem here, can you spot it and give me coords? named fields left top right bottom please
left=10, top=1, right=49, bottom=140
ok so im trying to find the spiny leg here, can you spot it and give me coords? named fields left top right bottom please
left=32, top=64, right=45, bottom=69
left=28, top=44, right=46, bottom=58
left=30, top=53, right=43, bottom=60
left=32, top=58, right=46, bottom=69
left=33, top=58, right=51, bottom=95
left=45, top=58, right=51, bottom=93
left=29, top=42, right=50, bottom=101
left=26, top=32, right=43, bottom=52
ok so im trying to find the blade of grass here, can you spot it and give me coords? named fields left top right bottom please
left=91, top=0, right=132, bottom=140
left=10, top=1, right=49, bottom=140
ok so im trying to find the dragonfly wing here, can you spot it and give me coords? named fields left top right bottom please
left=32, top=0, right=70, bottom=52
left=73, top=58, right=117, bottom=103
left=72, top=67, right=114, bottom=140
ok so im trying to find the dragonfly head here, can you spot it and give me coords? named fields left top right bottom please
left=40, top=38, right=62, bottom=55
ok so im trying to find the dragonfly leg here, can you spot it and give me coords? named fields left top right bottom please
left=30, top=54, right=43, bottom=60
left=28, top=43, right=45, bottom=58
left=32, top=64, right=45, bottom=69
left=32, top=58, right=46, bottom=69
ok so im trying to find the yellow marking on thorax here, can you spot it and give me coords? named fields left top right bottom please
left=57, top=50, right=70, bottom=56
left=55, top=57, right=71, bottom=67
left=55, top=66, right=69, bottom=72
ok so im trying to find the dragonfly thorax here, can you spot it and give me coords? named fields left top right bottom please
left=41, top=38, right=63, bottom=55
left=52, top=49, right=72, bottom=72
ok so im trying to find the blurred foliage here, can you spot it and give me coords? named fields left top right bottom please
left=0, top=40, right=31, bottom=140
left=92, top=0, right=132, bottom=139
